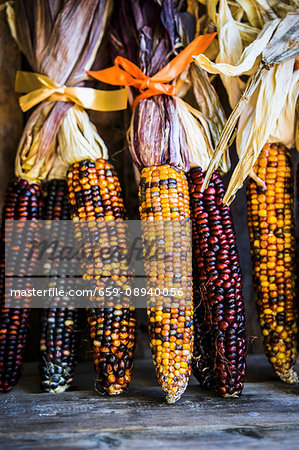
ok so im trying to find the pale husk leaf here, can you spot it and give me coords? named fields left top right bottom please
left=215, top=0, right=245, bottom=107
left=224, top=58, right=295, bottom=204
left=199, top=65, right=267, bottom=191
left=175, top=97, right=213, bottom=171
left=235, top=0, right=265, bottom=28
left=57, top=106, right=108, bottom=169
left=268, top=67, right=299, bottom=147
left=262, top=12, right=299, bottom=65
left=189, top=63, right=230, bottom=172
left=194, top=18, right=280, bottom=77
left=14, top=103, right=57, bottom=181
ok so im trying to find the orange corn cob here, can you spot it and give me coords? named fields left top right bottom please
left=247, top=143, right=298, bottom=383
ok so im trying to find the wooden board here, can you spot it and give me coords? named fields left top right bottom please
left=1, top=355, right=299, bottom=449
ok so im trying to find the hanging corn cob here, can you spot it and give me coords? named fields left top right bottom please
left=39, top=179, right=79, bottom=393
left=194, top=4, right=299, bottom=382
left=0, top=178, right=43, bottom=392
left=88, top=0, right=218, bottom=402
left=247, top=144, right=297, bottom=383
left=189, top=169, right=246, bottom=397
left=181, top=51, right=246, bottom=396
left=67, top=159, right=136, bottom=395
left=139, top=164, right=193, bottom=403
left=4, top=0, right=129, bottom=393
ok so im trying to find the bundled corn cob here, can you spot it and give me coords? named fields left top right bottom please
left=189, top=168, right=246, bottom=397
left=0, top=178, right=43, bottom=392
left=3, top=0, right=120, bottom=393
left=195, top=6, right=299, bottom=382
left=67, top=159, right=136, bottom=395
left=139, top=165, right=193, bottom=403
left=39, top=179, right=79, bottom=393
left=247, top=143, right=298, bottom=383
left=88, top=0, right=219, bottom=403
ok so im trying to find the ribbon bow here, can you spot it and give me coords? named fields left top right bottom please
left=87, top=33, right=216, bottom=109
left=15, top=71, right=128, bottom=112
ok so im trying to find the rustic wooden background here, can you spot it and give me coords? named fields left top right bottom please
left=0, top=9, right=298, bottom=360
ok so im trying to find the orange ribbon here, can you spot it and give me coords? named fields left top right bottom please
left=87, top=33, right=216, bottom=109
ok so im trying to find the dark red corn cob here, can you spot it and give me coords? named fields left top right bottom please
left=0, top=178, right=43, bottom=392
left=189, top=168, right=246, bottom=398
left=39, top=180, right=79, bottom=393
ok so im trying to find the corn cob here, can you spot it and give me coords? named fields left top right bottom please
left=247, top=143, right=298, bottom=383
left=67, top=158, right=136, bottom=395
left=39, top=179, right=79, bottom=393
left=189, top=168, right=246, bottom=397
left=0, top=178, right=43, bottom=392
left=139, top=164, right=193, bottom=403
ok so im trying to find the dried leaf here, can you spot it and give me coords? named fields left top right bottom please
left=199, top=11, right=299, bottom=203
left=194, top=18, right=280, bottom=77
left=215, top=0, right=245, bottom=107
left=57, top=106, right=108, bottom=168
left=224, top=58, right=295, bottom=204
left=189, top=64, right=230, bottom=172
left=7, top=0, right=112, bottom=181
left=128, top=96, right=190, bottom=172
left=262, top=12, right=299, bottom=64
left=109, top=0, right=196, bottom=170
left=175, top=97, right=213, bottom=171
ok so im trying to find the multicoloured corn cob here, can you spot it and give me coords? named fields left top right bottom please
left=39, top=179, right=79, bottom=393
left=247, top=143, right=298, bottom=383
left=40, top=308, right=79, bottom=393
left=139, top=164, right=193, bottom=404
left=189, top=168, right=246, bottom=398
left=0, top=178, right=43, bottom=392
left=67, top=159, right=136, bottom=395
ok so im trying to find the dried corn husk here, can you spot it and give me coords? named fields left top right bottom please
left=193, top=1, right=299, bottom=110
left=194, top=0, right=265, bottom=108
left=107, top=0, right=219, bottom=174
left=188, top=64, right=229, bottom=172
left=195, top=18, right=280, bottom=79
left=57, top=106, right=108, bottom=170
left=6, top=0, right=112, bottom=182
left=194, top=11, right=299, bottom=203
left=215, top=0, right=245, bottom=108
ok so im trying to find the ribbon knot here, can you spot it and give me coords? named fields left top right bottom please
left=87, top=33, right=217, bottom=109
left=15, top=71, right=128, bottom=113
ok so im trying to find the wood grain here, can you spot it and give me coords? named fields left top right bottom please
left=0, top=356, right=298, bottom=449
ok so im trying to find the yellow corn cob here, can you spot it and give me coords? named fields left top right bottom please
left=139, top=164, right=193, bottom=403
left=247, top=143, right=298, bottom=383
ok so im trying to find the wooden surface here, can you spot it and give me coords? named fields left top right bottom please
left=1, top=355, right=299, bottom=449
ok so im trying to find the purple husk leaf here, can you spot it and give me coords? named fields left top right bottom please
left=12, top=0, right=112, bottom=170
left=130, top=96, right=189, bottom=172
left=109, top=0, right=194, bottom=172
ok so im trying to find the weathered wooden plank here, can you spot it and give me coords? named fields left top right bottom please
left=0, top=356, right=299, bottom=449
left=1, top=426, right=299, bottom=450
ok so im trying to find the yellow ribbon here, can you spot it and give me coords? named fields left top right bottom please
left=15, top=71, right=128, bottom=112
